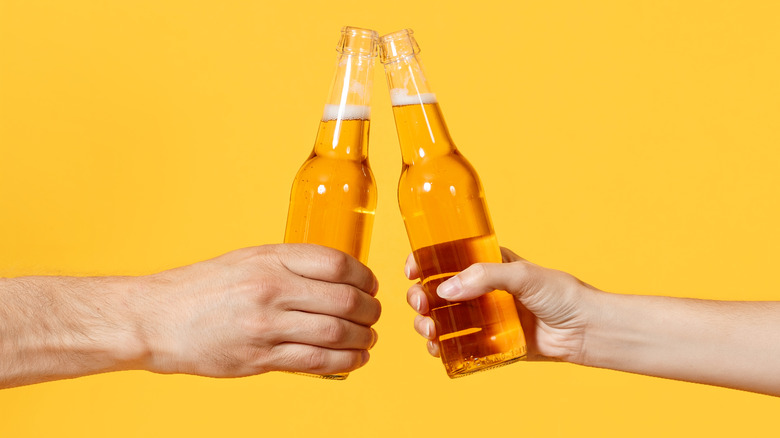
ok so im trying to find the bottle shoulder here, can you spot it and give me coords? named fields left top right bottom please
left=296, top=154, right=374, bottom=175
left=293, top=154, right=376, bottom=188
left=399, top=153, right=482, bottom=191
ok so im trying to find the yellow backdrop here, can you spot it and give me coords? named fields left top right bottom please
left=1, top=1, right=779, bottom=436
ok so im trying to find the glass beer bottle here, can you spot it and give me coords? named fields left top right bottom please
left=379, top=29, right=527, bottom=378
left=284, top=26, right=379, bottom=380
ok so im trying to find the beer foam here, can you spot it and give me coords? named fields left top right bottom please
left=322, top=104, right=371, bottom=121
left=390, top=89, right=438, bottom=106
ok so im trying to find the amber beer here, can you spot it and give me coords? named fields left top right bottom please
left=380, top=30, right=527, bottom=378
left=284, top=27, right=378, bottom=380
left=285, top=104, right=375, bottom=263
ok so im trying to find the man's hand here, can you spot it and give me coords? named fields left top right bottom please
left=0, top=244, right=381, bottom=389
left=139, top=244, right=380, bottom=377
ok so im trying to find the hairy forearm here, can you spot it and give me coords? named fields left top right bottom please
left=0, top=276, right=148, bottom=389
left=582, top=292, right=780, bottom=396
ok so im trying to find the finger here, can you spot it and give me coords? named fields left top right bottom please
left=276, top=244, right=378, bottom=295
left=284, top=312, right=378, bottom=350
left=413, top=315, right=437, bottom=340
left=500, top=247, right=525, bottom=263
left=426, top=340, right=440, bottom=358
left=270, top=343, right=370, bottom=374
left=406, top=283, right=429, bottom=315
left=285, top=277, right=382, bottom=326
left=436, top=261, right=542, bottom=301
left=404, top=253, right=420, bottom=280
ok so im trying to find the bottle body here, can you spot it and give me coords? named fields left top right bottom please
left=382, top=31, right=526, bottom=378
left=284, top=27, right=378, bottom=380
left=285, top=115, right=376, bottom=265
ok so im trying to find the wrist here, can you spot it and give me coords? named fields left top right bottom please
left=526, top=272, right=609, bottom=366
left=107, top=276, right=154, bottom=371
left=126, top=272, right=188, bottom=375
left=557, top=283, right=611, bottom=365
left=579, top=291, right=663, bottom=371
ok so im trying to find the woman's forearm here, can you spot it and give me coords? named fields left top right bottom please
left=582, top=292, right=780, bottom=396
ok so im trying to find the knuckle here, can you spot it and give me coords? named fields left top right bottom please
left=508, top=261, right=531, bottom=289
left=512, top=260, right=546, bottom=293
left=247, top=273, right=279, bottom=305
left=324, top=320, right=347, bottom=345
left=468, top=263, right=489, bottom=283
left=245, top=313, right=280, bottom=344
left=306, top=349, right=328, bottom=372
left=339, top=287, right=361, bottom=313
left=251, top=244, right=275, bottom=262
left=519, top=260, right=540, bottom=277
left=508, top=260, right=529, bottom=276
left=324, top=250, right=351, bottom=279
left=513, top=259, right=531, bottom=270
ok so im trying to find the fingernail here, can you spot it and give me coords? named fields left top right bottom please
left=427, top=340, right=435, bottom=353
left=437, top=276, right=462, bottom=299
left=424, top=320, right=431, bottom=338
left=414, top=294, right=422, bottom=312
left=404, top=264, right=411, bottom=279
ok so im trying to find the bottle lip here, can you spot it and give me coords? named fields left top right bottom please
left=379, top=28, right=420, bottom=64
left=379, top=28, right=415, bottom=43
left=338, top=26, right=379, bottom=57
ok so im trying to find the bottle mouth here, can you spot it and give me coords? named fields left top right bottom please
left=379, top=29, right=420, bottom=64
left=338, top=26, right=379, bottom=57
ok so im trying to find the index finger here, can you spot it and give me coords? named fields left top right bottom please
left=275, top=244, right=378, bottom=295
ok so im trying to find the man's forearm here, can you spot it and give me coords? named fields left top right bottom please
left=582, top=292, right=780, bottom=396
left=0, top=276, right=148, bottom=389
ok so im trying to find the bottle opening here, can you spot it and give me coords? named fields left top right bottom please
left=338, top=26, right=379, bottom=57
left=379, top=29, right=421, bottom=64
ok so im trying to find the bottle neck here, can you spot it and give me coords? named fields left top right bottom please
left=314, top=43, right=375, bottom=161
left=383, top=54, right=456, bottom=165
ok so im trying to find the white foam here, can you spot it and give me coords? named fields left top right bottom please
left=322, top=104, right=371, bottom=121
left=390, top=89, right=438, bottom=106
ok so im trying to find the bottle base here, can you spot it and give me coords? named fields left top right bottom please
left=286, top=372, right=348, bottom=380
left=445, top=347, right=527, bottom=379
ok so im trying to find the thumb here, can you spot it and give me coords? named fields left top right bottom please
left=437, top=261, right=540, bottom=301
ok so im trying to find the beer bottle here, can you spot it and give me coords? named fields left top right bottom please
left=284, top=26, right=379, bottom=380
left=379, top=29, right=527, bottom=378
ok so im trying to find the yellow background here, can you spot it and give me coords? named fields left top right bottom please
left=1, top=0, right=779, bottom=436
